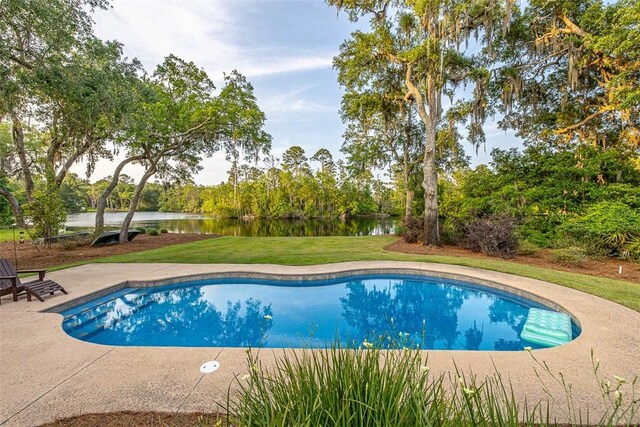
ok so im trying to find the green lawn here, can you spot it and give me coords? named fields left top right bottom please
left=52, top=235, right=640, bottom=312
left=0, top=227, right=25, bottom=243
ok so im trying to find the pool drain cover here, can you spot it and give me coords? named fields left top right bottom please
left=200, top=360, right=220, bottom=373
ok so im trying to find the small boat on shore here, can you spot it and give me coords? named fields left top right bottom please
left=91, top=230, right=140, bottom=246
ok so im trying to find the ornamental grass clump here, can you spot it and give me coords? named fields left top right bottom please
left=228, top=344, right=545, bottom=427
left=226, top=345, right=638, bottom=426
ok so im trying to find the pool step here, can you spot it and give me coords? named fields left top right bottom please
left=65, top=294, right=145, bottom=329
left=64, top=294, right=156, bottom=336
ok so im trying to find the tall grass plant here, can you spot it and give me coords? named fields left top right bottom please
left=226, top=344, right=638, bottom=426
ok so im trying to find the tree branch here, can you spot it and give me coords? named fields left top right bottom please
left=559, top=15, right=589, bottom=38
left=149, top=117, right=213, bottom=139
left=555, top=107, right=612, bottom=134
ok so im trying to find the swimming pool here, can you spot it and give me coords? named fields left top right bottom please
left=59, top=273, right=580, bottom=350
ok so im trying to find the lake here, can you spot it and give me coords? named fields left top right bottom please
left=66, top=212, right=398, bottom=237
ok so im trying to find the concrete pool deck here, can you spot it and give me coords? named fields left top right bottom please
left=1, top=261, right=639, bottom=426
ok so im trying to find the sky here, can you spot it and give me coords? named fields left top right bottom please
left=75, top=0, right=521, bottom=185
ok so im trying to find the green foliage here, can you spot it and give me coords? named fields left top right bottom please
left=0, top=198, right=12, bottom=226
left=230, top=345, right=496, bottom=426
left=560, top=202, right=640, bottom=257
left=146, top=227, right=159, bottom=236
left=517, top=241, right=541, bottom=257
left=547, top=247, right=588, bottom=267
left=154, top=148, right=386, bottom=219
left=438, top=144, right=640, bottom=252
left=23, top=176, right=67, bottom=239
left=59, top=173, right=90, bottom=213
left=494, top=0, right=640, bottom=149
left=136, top=227, right=146, bottom=234
left=159, top=228, right=168, bottom=234
left=331, top=0, right=511, bottom=245
left=623, top=238, right=640, bottom=261
left=229, top=344, right=638, bottom=426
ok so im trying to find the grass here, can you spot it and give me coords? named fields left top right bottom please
left=50, top=235, right=640, bottom=312
left=0, top=227, right=25, bottom=243
left=229, top=344, right=638, bottom=426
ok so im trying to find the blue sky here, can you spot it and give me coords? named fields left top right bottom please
left=80, top=0, right=520, bottom=185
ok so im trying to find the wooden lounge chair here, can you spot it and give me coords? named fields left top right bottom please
left=0, top=258, right=67, bottom=303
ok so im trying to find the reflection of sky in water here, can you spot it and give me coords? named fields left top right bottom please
left=62, top=276, right=579, bottom=350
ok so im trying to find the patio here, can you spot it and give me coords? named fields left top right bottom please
left=1, top=261, right=639, bottom=426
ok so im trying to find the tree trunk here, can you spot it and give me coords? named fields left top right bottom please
left=119, top=165, right=157, bottom=243
left=11, top=113, right=34, bottom=202
left=406, top=189, right=414, bottom=219
left=0, top=188, right=25, bottom=228
left=403, top=66, right=441, bottom=245
left=413, top=109, right=440, bottom=245
left=95, top=156, right=142, bottom=234
left=402, top=136, right=412, bottom=219
left=422, top=124, right=439, bottom=246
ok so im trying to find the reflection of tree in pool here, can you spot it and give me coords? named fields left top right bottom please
left=488, top=299, right=527, bottom=331
left=488, top=299, right=530, bottom=350
left=340, top=281, right=465, bottom=349
left=464, top=321, right=484, bottom=350
left=493, top=339, right=523, bottom=351
left=106, top=287, right=273, bottom=346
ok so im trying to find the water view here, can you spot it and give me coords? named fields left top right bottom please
left=66, top=212, right=398, bottom=237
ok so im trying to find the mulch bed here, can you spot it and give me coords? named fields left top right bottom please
left=0, top=233, right=216, bottom=270
left=39, top=411, right=225, bottom=427
left=385, top=240, right=640, bottom=284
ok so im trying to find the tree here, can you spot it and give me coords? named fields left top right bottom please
left=218, top=71, right=272, bottom=210
left=2, top=37, right=142, bottom=228
left=330, top=0, right=513, bottom=245
left=0, top=0, right=128, bottom=226
left=23, top=172, right=66, bottom=240
left=311, top=148, right=336, bottom=174
left=282, top=146, right=311, bottom=178
left=1, top=0, right=109, bottom=197
left=341, top=91, right=424, bottom=218
left=114, top=59, right=271, bottom=242
left=494, top=0, right=640, bottom=150
left=115, top=55, right=220, bottom=242
left=59, top=173, right=91, bottom=213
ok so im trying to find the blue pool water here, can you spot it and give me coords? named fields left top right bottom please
left=59, top=274, right=580, bottom=350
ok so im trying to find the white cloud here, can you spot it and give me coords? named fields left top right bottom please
left=261, top=86, right=335, bottom=121
left=240, top=55, right=333, bottom=77
left=92, top=1, right=332, bottom=80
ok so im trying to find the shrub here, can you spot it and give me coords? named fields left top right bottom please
left=520, top=229, right=554, bottom=248
left=159, top=228, right=168, bottom=234
left=136, top=227, right=146, bottom=234
left=547, top=247, right=588, bottom=266
left=23, top=176, right=66, bottom=241
left=147, top=228, right=159, bottom=236
left=59, top=238, right=78, bottom=250
left=462, top=214, right=519, bottom=258
left=517, top=241, right=540, bottom=257
left=398, top=216, right=423, bottom=244
left=623, top=237, right=640, bottom=261
left=560, top=201, right=640, bottom=257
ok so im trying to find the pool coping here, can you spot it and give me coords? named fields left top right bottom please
left=1, top=261, right=638, bottom=426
